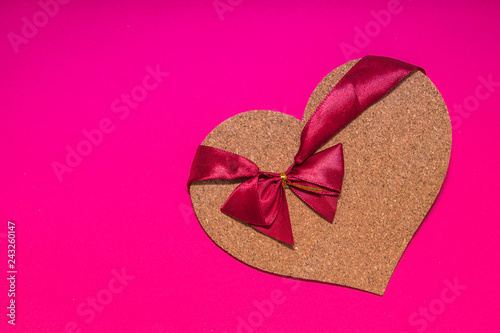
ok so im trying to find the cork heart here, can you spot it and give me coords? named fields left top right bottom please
left=189, top=59, right=451, bottom=295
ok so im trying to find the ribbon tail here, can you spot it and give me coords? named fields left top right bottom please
left=221, top=176, right=268, bottom=227
left=294, top=55, right=423, bottom=164
left=253, top=187, right=294, bottom=246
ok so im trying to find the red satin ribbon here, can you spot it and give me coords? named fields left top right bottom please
left=187, top=55, right=424, bottom=245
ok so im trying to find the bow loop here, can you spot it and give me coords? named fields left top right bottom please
left=187, top=145, right=259, bottom=190
left=288, top=143, right=344, bottom=195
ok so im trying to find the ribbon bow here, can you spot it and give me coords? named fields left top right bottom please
left=187, top=55, right=424, bottom=245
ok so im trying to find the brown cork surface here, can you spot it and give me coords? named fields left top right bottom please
left=189, top=59, right=452, bottom=295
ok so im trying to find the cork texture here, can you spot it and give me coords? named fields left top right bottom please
left=189, top=59, right=452, bottom=295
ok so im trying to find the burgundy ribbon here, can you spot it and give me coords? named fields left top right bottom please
left=187, top=55, right=424, bottom=245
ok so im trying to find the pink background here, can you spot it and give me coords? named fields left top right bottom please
left=1, top=0, right=499, bottom=332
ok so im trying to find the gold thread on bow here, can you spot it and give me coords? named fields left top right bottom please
left=280, top=173, right=322, bottom=193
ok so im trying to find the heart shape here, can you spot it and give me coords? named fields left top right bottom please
left=189, top=59, right=451, bottom=295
